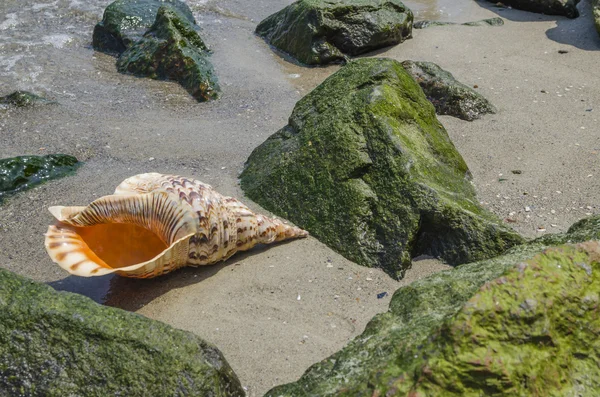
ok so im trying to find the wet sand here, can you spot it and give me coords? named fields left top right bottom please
left=0, top=0, right=599, bottom=395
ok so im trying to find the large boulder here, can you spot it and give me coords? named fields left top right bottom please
left=0, top=268, right=245, bottom=396
left=0, top=154, right=79, bottom=201
left=255, top=0, right=413, bottom=65
left=92, top=0, right=196, bottom=54
left=116, top=6, right=220, bottom=102
left=240, top=58, right=523, bottom=279
left=484, top=0, right=580, bottom=18
left=266, top=216, right=600, bottom=396
left=401, top=60, right=496, bottom=121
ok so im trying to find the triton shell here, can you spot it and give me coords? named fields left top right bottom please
left=45, top=173, right=308, bottom=278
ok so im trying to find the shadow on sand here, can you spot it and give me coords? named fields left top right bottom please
left=474, top=0, right=600, bottom=50
left=47, top=241, right=291, bottom=312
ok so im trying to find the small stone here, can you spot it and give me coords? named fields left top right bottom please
left=148, top=157, right=155, bottom=161
left=297, top=294, right=301, bottom=301
left=525, top=206, right=531, bottom=212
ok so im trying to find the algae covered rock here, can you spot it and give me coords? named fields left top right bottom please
left=241, top=58, right=522, bottom=279
left=0, top=91, right=55, bottom=108
left=0, top=268, right=245, bottom=396
left=402, top=60, right=496, bottom=121
left=593, top=0, right=600, bottom=37
left=414, top=17, right=504, bottom=29
left=0, top=154, right=79, bottom=200
left=484, top=0, right=580, bottom=18
left=256, top=0, right=413, bottom=65
left=92, top=0, right=196, bottom=54
left=117, top=5, right=220, bottom=101
left=266, top=216, right=600, bottom=396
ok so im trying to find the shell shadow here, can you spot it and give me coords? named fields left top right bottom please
left=473, top=0, right=600, bottom=51
left=47, top=241, right=290, bottom=312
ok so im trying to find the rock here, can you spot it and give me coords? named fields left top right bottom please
left=0, top=154, right=79, bottom=201
left=265, top=215, right=600, bottom=396
left=401, top=60, right=496, bottom=121
left=92, top=0, right=196, bottom=54
left=0, top=269, right=245, bottom=396
left=116, top=6, right=220, bottom=102
left=593, top=0, right=600, bottom=37
left=255, top=0, right=413, bottom=65
left=484, top=0, right=580, bottom=18
left=0, top=91, right=56, bottom=107
left=414, top=17, right=504, bottom=29
left=240, top=58, right=523, bottom=279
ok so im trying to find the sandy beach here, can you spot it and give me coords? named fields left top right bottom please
left=0, top=0, right=599, bottom=394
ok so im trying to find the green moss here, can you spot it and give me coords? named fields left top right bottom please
left=92, top=0, right=195, bottom=54
left=241, top=58, right=522, bottom=280
left=0, top=91, right=55, bottom=107
left=401, top=61, right=495, bottom=121
left=116, top=6, right=219, bottom=102
left=0, top=154, right=79, bottom=201
left=0, top=269, right=244, bottom=396
left=593, top=0, right=600, bottom=37
left=256, top=0, right=413, bottom=65
left=266, top=216, right=600, bottom=396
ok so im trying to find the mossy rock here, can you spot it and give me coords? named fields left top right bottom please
left=484, top=0, right=580, bottom=18
left=401, top=60, right=496, bottom=121
left=116, top=6, right=220, bottom=102
left=92, top=0, right=196, bottom=54
left=0, top=91, right=56, bottom=108
left=255, top=0, right=413, bottom=65
left=593, top=0, right=600, bottom=37
left=266, top=215, right=600, bottom=396
left=0, top=269, right=244, bottom=396
left=414, top=17, right=504, bottom=29
left=241, top=58, right=522, bottom=279
left=0, top=154, right=79, bottom=201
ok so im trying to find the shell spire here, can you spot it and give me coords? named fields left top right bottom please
left=45, top=173, right=308, bottom=278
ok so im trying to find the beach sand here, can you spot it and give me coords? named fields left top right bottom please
left=0, top=0, right=599, bottom=394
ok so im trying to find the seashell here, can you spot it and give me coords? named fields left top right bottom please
left=45, top=173, right=308, bottom=278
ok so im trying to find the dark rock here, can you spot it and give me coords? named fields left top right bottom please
left=240, top=58, right=523, bottom=280
left=483, top=0, right=580, bottom=18
left=593, top=0, right=600, bottom=36
left=0, top=268, right=245, bottom=396
left=116, top=6, right=220, bottom=102
left=0, top=91, right=56, bottom=107
left=92, top=0, right=195, bottom=54
left=402, top=60, right=496, bottom=121
left=414, top=17, right=504, bottom=29
left=265, top=215, right=600, bottom=396
left=255, top=0, right=413, bottom=65
left=0, top=154, right=79, bottom=201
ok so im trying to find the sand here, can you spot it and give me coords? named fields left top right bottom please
left=0, top=0, right=598, bottom=395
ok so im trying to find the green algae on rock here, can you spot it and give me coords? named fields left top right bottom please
left=116, top=6, right=220, bottom=102
left=0, top=269, right=245, bottom=396
left=266, top=216, right=600, bottom=396
left=255, top=0, right=413, bottom=66
left=484, top=0, right=580, bottom=18
left=414, top=17, right=504, bottom=29
left=92, top=0, right=196, bottom=54
left=593, top=0, right=600, bottom=37
left=0, top=154, right=79, bottom=200
left=0, top=91, right=56, bottom=108
left=401, top=60, right=496, bottom=121
left=240, top=58, right=522, bottom=279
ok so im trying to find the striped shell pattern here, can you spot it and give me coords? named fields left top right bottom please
left=45, top=173, right=308, bottom=278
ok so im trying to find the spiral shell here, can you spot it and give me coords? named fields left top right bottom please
left=45, top=173, right=308, bottom=278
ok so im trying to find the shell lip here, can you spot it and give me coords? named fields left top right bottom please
left=44, top=224, right=194, bottom=278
